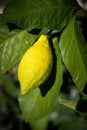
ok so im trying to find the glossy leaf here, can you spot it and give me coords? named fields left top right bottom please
left=0, top=24, right=37, bottom=74
left=59, top=16, right=87, bottom=93
left=2, top=0, right=78, bottom=30
left=18, top=37, right=62, bottom=122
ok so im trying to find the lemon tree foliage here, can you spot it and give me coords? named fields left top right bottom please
left=0, top=0, right=87, bottom=127
left=59, top=16, right=87, bottom=93
left=2, top=0, right=78, bottom=30
left=0, top=23, right=37, bottom=74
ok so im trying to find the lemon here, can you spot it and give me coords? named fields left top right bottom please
left=18, top=35, right=53, bottom=95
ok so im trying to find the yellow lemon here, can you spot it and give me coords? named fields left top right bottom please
left=18, top=35, right=53, bottom=95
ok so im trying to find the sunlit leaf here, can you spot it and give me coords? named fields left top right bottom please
left=0, top=24, right=37, bottom=74
left=59, top=16, right=87, bottom=93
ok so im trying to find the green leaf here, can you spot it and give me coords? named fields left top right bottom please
left=0, top=24, right=37, bottom=74
left=58, top=96, right=87, bottom=122
left=18, top=37, right=62, bottom=122
left=31, top=116, right=48, bottom=130
left=0, top=75, right=18, bottom=97
left=59, top=16, right=87, bottom=93
left=2, top=0, right=78, bottom=30
left=58, top=97, right=77, bottom=111
left=0, top=23, right=9, bottom=43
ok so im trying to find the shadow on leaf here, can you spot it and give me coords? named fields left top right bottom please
left=39, top=39, right=57, bottom=97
